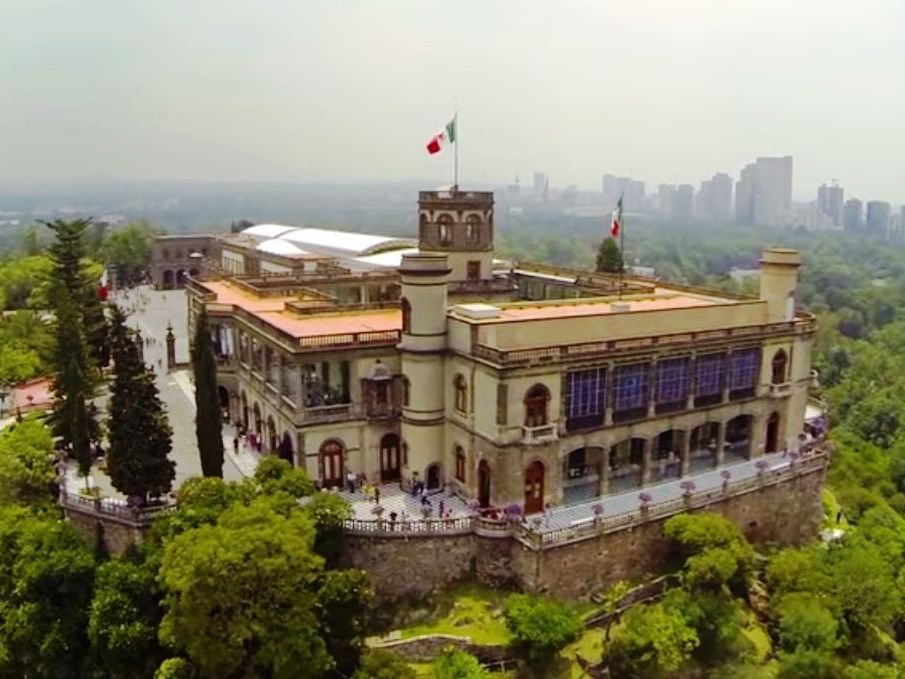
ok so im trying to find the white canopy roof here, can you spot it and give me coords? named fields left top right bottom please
left=241, top=224, right=416, bottom=259
left=256, top=239, right=311, bottom=259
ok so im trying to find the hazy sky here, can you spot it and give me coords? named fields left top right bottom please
left=2, top=0, right=904, bottom=202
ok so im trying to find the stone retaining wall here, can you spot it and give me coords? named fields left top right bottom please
left=341, top=458, right=826, bottom=602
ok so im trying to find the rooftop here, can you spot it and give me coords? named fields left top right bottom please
left=450, top=292, right=734, bottom=324
left=238, top=224, right=417, bottom=260
left=200, top=279, right=401, bottom=341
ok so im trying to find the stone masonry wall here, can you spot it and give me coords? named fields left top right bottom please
left=342, top=460, right=826, bottom=603
left=510, top=462, right=826, bottom=600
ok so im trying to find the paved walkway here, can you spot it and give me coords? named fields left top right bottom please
left=339, top=484, right=471, bottom=521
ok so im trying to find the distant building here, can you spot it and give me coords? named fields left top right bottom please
left=697, top=173, right=733, bottom=220
left=843, top=199, right=862, bottom=231
left=602, top=174, right=646, bottom=211
left=672, top=185, right=695, bottom=222
left=533, top=172, right=547, bottom=197
left=735, top=156, right=793, bottom=226
left=866, top=200, right=891, bottom=236
left=816, top=183, right=844, bottom=226
left=656, top=184, right=675, bottom=216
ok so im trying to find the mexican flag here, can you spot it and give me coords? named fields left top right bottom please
left=611, top=195, right=623, bottom=238
left=426, top=116, right=457, bottom=155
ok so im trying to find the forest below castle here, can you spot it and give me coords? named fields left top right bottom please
left=1, top=216, right=905, bottom=677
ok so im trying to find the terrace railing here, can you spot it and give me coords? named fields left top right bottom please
left=60, top=491, right=177, bottom=526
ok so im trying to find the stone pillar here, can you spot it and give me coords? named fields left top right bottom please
left=716, top=421, right=726, bottom=467
left=165, top=323, right=176, bottom=371
left=750, top=414, right=765, bottom=459
left=647, top=361, right=657, bottom=417
left=604, top=406, right=613, bottom=427
left=680, top=430, right=691, bottom=476
left=599, top=447, right=610, bottom=496
left=641, top=438, right=652, bottom=485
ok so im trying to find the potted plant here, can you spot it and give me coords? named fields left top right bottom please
left=505, top=503, right=523, bottom=523
left=638, top=491, right=652, bottom=514
left=592, top=503, right=604, bottom=524
left=720, top=469, right=731, bottom=492
left=756, top=459, right=770, bottom=479
left=679, top=480, right=696, bottom=502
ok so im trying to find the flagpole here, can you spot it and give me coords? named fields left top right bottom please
left=618, top=191, right=625, bottom=299
left=454, top=111, right=459, bottom=191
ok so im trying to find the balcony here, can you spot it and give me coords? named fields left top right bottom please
left=766, top=382, right=792, bottom=399
left=522, top=423, right=558, bottom=445
left=303, top=403, right=360, bottom=424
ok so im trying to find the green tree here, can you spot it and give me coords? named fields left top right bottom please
left=154, top=658, right=198, bottom=679
left=596, top=236, right=624, bottom=273
left=0, top=417, right=58, bottom=510
left=843, top=660, right=901, bottom=679
left=303, top=491, right=352, bottom=565
left=100, top=222, right=156, bottom=285
left=191, top=308, right=223, bottom=478
left=353, top=650, right=416, bottom=679
left=88, top=557, right=166, bottom=679
left=664, top=513, right=754, bottom=591
left=45, top=219, right=103, bottom=480
left=432, top=647, right=490, bottom=679
left=503, top=593, right=583, bottom=666
left=315, top=569, right=372, bottom=676
left=775, top=592, right=839, bottom=653
left=107, top=305, right=175, bottom=502
left=254, top=455, right=314, bottom=498
left=158, top=498, right=332, bottom=678
left=0, top=506, right=96, bottom=678
left=775, top=650, right=842, bottom=679
left=606, top=600, right=699, bottom=678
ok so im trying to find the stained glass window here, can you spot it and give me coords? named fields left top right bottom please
left=656, top=357, right=690, bottom=404
left=565, top=368, right=606, bottom=420
left=728, top=348, right=760, bottom=390
left=614, top=363, right=650, bottom=411
left=696, top=353, right=725, bottom=396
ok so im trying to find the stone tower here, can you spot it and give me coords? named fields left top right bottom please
left=417, top=190, right=494, bottom=283
left=759, top=248, right=801, bottom=323
left=398, top=252, right=450, bottom=487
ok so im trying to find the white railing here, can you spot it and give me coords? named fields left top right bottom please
left=522, top=423, right=558, bottom=444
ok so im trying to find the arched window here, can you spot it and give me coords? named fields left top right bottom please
left=455, top=446, right=466, bottom=482
left=402, top=377, right=411, bottom=406
left=771, top=349, right=788, bottom=384
left=524, top=384, right=550, bottom=427
left=465, top=215, right=480, bottom=244
left=438, top=215, right=453, bottom=245
left=454, top=374, right=468, bottom=413
left=401, top=297, right=411, bottom=334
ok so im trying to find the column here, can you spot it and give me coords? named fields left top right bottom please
left=641, top=438, right=652, bottom=485
left=716, top=421, right=726, bottom=467
left=721, top=350, right=731, bottom=404
left=750, top=414, right=765, bottom=459
left=686, top=354, right=696, bottom=411
left=599, top=447, right=610, bottom=496
left=647, top=361, right=657, bottom=417
left=680, top=430, right=691, bottom=477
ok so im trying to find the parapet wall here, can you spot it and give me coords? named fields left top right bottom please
left=341, top=455, right=827, bottom=602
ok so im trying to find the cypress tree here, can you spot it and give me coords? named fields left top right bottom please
left=596, top=236, right=624, bottom=274
left=107, top=306, right=175, bottom=504
left=192, top=308, right=223, bottom=477
left=44, top=218, right=109, bottom=368
left=45, top=220, right=101, bottom=485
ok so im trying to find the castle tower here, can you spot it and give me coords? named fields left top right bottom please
left=759, top=248, right=802, bottom=323
left=398, top=253, right=450, bottom=486
left=418, top=189, right=494, bottom=283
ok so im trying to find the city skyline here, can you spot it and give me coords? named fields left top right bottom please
left=2, top=1, right=904, bottom=203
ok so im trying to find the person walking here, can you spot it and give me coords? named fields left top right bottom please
left=233, top=436, right=239, bottom=456
left=374, top=485, right=380, bottom=505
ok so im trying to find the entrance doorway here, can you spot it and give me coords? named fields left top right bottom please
left=524, top=461, right=545, bottom=514
left=278, top=432, right=294, bottom=464
left=379, top=433, right=401, bottom=482
left=319, top=440, right=344, bottom=489
left=426, top=464, right=441, bottom=490
left=218, top=386, right=230, bottom=423
left=478, top=460, right=491, bottom=508
left=766, top=412, right=781, bottom=453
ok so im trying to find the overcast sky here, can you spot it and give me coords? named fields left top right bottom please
left=2, top=0, right=904, bottom=202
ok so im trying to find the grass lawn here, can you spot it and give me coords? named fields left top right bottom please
left=397, top=583, right=513, bottom=646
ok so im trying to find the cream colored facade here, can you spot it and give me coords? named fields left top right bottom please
left=185, top=189, right=816, bottom=514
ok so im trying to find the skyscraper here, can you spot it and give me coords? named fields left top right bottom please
left=698, top=172, right=733, bottom=220
left=817, top=183, right=844, bottom=226
left=672, top=184, right=695, bottom=222
left=843, top=199, right=862, bottom=231
left=735, top=156, right=793, bottom=226
left=533, top=172, right=547, bottom=197
left=866, top=201, right=891, bottom=236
